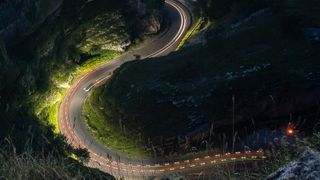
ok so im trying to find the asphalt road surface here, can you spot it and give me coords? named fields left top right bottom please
left=58, top=0, right=266, bottom=179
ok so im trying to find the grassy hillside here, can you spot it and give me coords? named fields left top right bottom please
left=84, top=0, right=320, bottom=157
left=0, top=141, right=115, bottom=180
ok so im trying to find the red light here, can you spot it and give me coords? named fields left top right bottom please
left=286, top=122, right=295, bottom=136
left=286, top=127, right=295, bottom=136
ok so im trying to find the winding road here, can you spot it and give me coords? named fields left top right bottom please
left=58, top=0, right=266, bottom=179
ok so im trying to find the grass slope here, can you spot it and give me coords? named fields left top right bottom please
left=0, top=142, right=115, bottom=180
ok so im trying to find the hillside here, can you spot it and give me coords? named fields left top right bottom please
left=84, top=0, right=320, bottom=157
left=0, top=0, right=164, bottom=178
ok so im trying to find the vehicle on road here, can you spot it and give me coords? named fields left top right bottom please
left=83, top=82, right=95, bottom=92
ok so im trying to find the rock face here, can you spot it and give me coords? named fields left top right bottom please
left=77, top=12, right=131, bottom=52
left=0, top=0, right=163, bottom=50
left=140, top=10, right=162, bottom=34
left=76, top=0, right=163, bottom=52
left=128, top=0, right=164, bottom=35
left=266, top=149, right=320, bottom=180
left=0, top=0, right=64, bottom=45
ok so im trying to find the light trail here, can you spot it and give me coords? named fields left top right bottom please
left=146, top=0, right=188, bottom=58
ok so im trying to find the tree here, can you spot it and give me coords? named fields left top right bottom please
left=73, top=148, right=90, bottom=163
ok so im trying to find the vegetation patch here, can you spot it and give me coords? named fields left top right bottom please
left=35, top=50, right=120, bottom=133
left=177, top=17, right=205, bottom=50
left=0, top=140, right=114, bottom=180
left=83, top=87, right=152, bottom=158
left=199, top=132, right=320, bottom=179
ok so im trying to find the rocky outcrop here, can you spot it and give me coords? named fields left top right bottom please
left=77, top=0, right=163, bottom=52
left=0, top=0, right=163, bottom=51
left=140, top=10, right=162, bottom=34
left=266, top=149, right=320, bottom=180
left=128, top=0, right=164, bottom=35
left=77, top=12, right=131, bottom=52
left=0, top=0, right=64, bottom=45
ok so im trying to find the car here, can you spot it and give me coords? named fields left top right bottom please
left=83, top=82, right=95, bottom=92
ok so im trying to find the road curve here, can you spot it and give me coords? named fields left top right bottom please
left=58, top=0, right=266, bottom=179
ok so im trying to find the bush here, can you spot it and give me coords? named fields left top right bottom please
left=0, top=139, right=114, bottom=180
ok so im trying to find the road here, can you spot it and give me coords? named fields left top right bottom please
left=58, top=0, right=266, bottom=179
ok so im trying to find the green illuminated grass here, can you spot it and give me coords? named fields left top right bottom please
left=177, top=17, right=215, bottom=50
left=176, top=17, right=203, bottom=50
left=48, top=95, right=64, bottom=133
left=34, top=50, right=121, bottom=134
left=83, top=87, right=152, bottom=158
